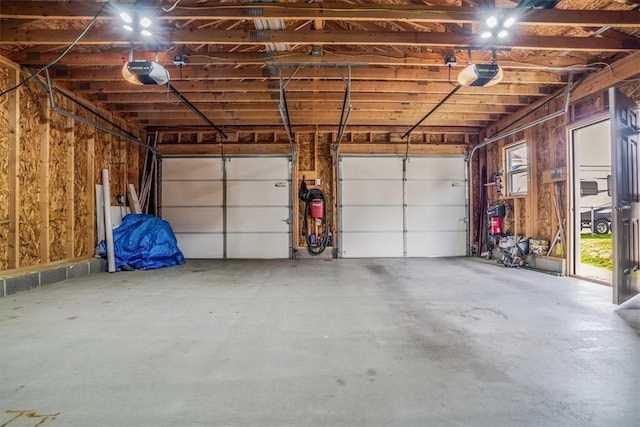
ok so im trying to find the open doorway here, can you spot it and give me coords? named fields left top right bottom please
left=571, top=119, right=613, bottom=284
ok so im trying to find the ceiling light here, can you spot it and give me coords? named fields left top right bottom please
left=486, top=16, right=498, bottom=28
left=481, top=31, right=492, bottom=39
left=503, top=16, right=516, bottom=28
left=497, top=30, right=508, bottom=38
left=120, top=12, right=132, bottom=24
left=123, top=24, right=134, bottom=32
left=140, top=17, right=152, bottom=28
left=140, top=29, right=152, bottom=37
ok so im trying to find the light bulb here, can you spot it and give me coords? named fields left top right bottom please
left=481, top=31, right=492, bottom=39
left=123, top=24, right=134, bottom=32
left=141, top=29, right=153, bottom=37
left=140, top=17, right=152, bottom=28
left=486, top=16, right=498, bottom=28
left=497, top=30, right=508, bottom=38
left=504, top=17, right=516, bottom=28
left=120, top=12, right=132, bottom=24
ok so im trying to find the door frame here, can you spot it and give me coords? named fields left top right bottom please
left=567, top=114, right=612, bottom=283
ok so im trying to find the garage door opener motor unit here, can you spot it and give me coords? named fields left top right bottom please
left=299, top=178, right=330, bottom=255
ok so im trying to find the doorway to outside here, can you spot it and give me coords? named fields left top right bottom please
left=570, top=119, right=613, bottom=284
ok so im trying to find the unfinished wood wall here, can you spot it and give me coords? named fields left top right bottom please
left=0, top=60, right=142, bottom=272
left=475, top=96, right=572, bottom=256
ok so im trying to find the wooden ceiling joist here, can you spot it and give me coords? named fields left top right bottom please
left=3, top=28, right=637, bottom=52
left=2, top=2, right=638, bottom=28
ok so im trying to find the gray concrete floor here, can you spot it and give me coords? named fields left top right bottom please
left=1, top=257, right=639, bottom=427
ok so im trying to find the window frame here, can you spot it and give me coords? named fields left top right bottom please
left=505, top=141, right=528, bottom=197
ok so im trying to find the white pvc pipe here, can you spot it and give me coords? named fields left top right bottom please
left=102, top=169, right=116, bottom=273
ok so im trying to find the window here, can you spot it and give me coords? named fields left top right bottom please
left=506, top=142, right=528, bottom=196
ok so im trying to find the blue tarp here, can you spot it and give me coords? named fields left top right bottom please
left=99, top=214, right=185, bottom=271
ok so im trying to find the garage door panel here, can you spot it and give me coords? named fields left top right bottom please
left=342, top=180, right=403, bottom=205
left=226, top=157, right=289, bottom=180
left=226, top=181, right=289, bottom=206
left=407, top=157, right=465, bottom=180
left=162, top=181, right=223, bottom=206
left=342, top=206, right=404, bottom=232
left=227, top=233, right=289, bottom=258
left=407, top=181, right=465, bottom=205
left=341, top=157, right=403, bottom=180
left=226, top=157, right=291, bottom=259
left=162, top=158, right=223, bottom=180
left=174, top=233, right=224, bottom=258
left=162, top=207, right=223, bottom=233
left=341, top=233, right=403, bottom=258
left=227, top=207, right=289, bottom=232
left=407, top=231, right=466, bottom=257
left=407, top=206, right=466, bottom=231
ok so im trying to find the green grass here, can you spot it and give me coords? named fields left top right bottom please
left=580, top=234, right=613, bottom=270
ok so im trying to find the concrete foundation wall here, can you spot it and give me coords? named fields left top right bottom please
left=0, top=258, right=106, bottom=297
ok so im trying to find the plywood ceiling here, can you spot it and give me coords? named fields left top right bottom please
left=1, top=0, right=639, bottom=136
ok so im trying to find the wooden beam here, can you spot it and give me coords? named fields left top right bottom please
left=7, top=68, right=20, bottom=269
left=87, top=135, right=96, bottom=252
left=570, top=50, right=640, bottom=102
left=39, top=90, right=50, bottom=263
left=79, top=81, right=551, bottom=97
left=2, top=3, right=637, bottom=27
left=338, top=143, right=467, bottom=155
left=50, top=66, right=566, bottom=85
left=65, top=117, right=75, bottom=259
left=9, top=50, right=588, bottom=70
left=157, top=143, right=292, bottom=155
left=106, top=101, right=515, bottom=115
left=2, top=29, right=636, bottom=52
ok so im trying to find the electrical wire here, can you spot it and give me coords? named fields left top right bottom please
left=0, top=1, right=110, bottom=98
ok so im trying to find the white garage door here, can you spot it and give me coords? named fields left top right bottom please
left=406, top=157, right=467, bottom=257
left=225, top=157, right=291, bottom=259
left=161, top=156, right=291, bottom=259
left=161, top=157, right=224, bottom=258
left=340, top=157, right=404, bottom=257
left=339, top=156, right=467, bottom=258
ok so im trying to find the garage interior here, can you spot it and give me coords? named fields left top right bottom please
left=1, top=0, right=639, bottom=425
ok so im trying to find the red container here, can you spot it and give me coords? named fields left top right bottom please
left=310, top=199, right=324, bottom=219
left=490, top=216, right=502, bottom=235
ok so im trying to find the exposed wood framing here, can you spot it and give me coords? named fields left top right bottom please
left=7, top=67, right=19, bottom=269
left=87, top=135, right=96, bottom=250
left=66, top=116, right=75, bottom=258
left=571, top=51, right=640, bottom=102
left=39, top=91, right=50, bottom=263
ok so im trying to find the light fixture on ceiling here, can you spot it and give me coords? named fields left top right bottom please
left=117, top=8, right=155, bottom=37
left=480, top=11, right=516, bottom=39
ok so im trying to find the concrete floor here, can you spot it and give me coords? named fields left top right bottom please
left=1, top=257, right=638, bottom=427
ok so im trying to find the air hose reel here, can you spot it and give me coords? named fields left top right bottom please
left=299, top=178, right=330, bottom=255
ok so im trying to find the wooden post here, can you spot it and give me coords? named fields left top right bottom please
left=66, top=117, right=75, bottom=258
left=127, top=183, right=142, bottom=214
left=39, top=91, right=51, bottom=263
left=87, top=133, right=96, bottom=252
left=7, top=68, right=20, bottom=269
